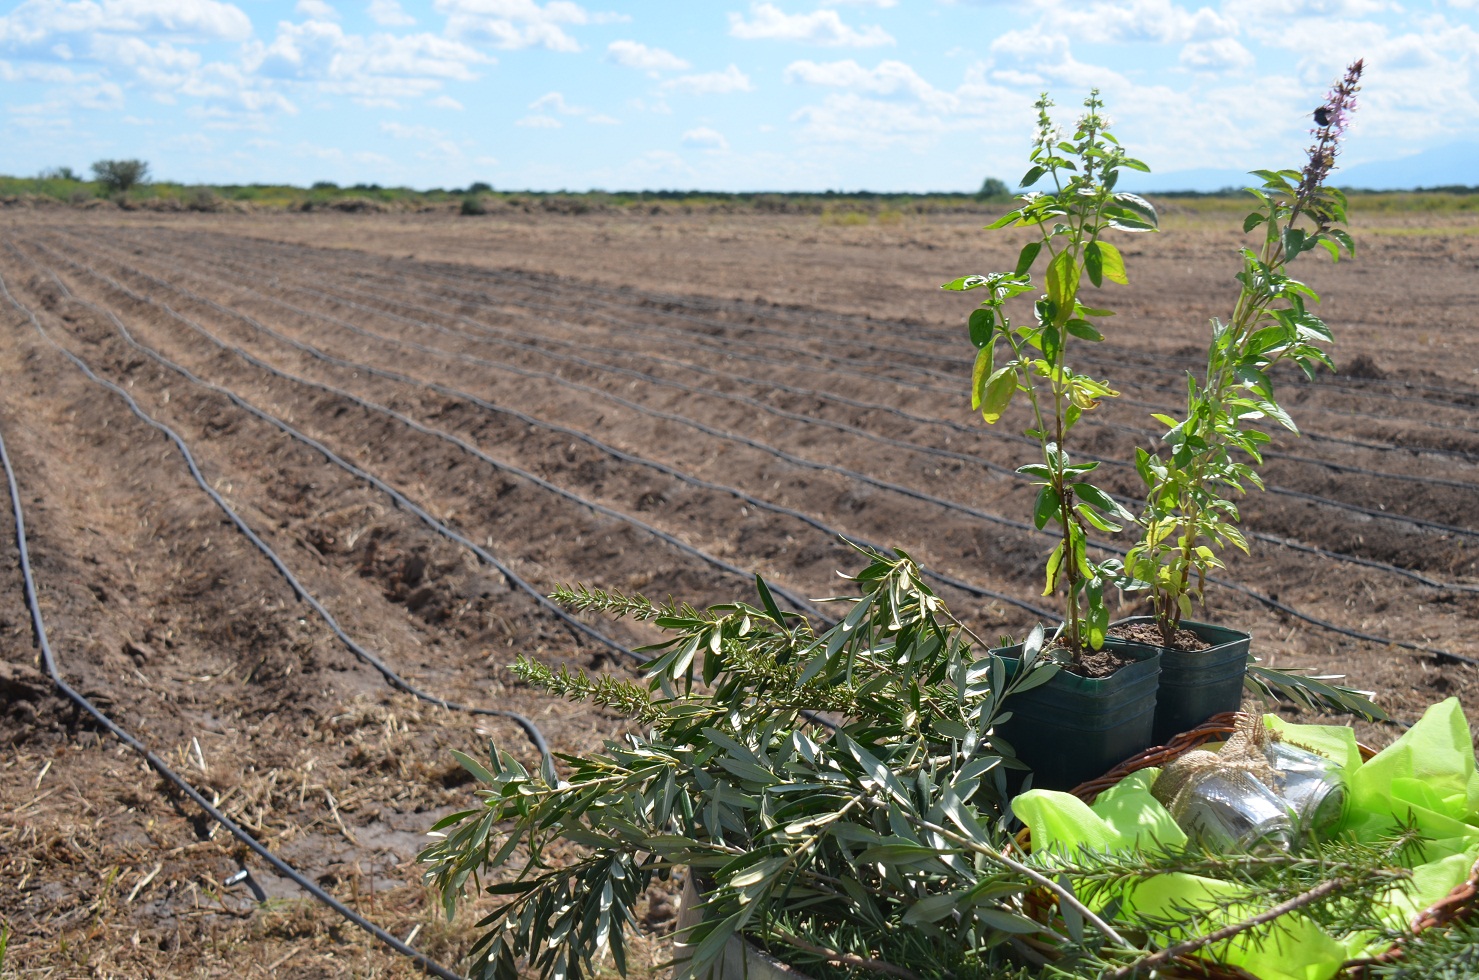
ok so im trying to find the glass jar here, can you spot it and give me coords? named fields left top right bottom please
left=1167, top=768, right=1295, bottom=852
left=1266, top=741, right=1347, bottom=845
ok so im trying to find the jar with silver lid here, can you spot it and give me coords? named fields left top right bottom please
left=1159, top=762, right=1295, bottom=853
left=1266, top=741, right=1347, bottom=846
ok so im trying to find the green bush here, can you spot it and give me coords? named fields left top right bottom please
left=92, top=159, right=150, bottom=194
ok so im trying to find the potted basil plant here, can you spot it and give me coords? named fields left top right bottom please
left=943, top=90, right=1163, bottom=789
left=1116, top=60, right=1383, bottom=740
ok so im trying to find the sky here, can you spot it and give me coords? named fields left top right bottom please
left=1, top=0, right=1475, bottom=192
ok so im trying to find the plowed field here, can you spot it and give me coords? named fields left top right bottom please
left=1, top=206, right=1476, bottom=977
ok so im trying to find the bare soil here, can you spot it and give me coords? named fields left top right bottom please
left=1109, top=622, right=1212, bottom=652
left=0, top=204, right=1476, bottom=976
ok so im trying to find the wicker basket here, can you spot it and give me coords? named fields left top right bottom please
left=1016, top=711, right=1479, bottom=979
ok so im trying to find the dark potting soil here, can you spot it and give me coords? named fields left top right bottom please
left=1108, top=621, right=1212, bottom=652
left=1059, top=645, right=1143, bottom=679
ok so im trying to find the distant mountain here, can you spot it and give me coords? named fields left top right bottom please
left=1114, top=166, right=1255, bottom=194
left=1334, top=142, right=1478, bottom=190
left=1105, top=142, right=1477, bottom=194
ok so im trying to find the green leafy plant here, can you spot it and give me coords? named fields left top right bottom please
left=421, top=548, right=1427, bottom=980
left=975, top=177, right=1010, bottom=201
left=1121, top=61, right=1365, bottom=647
left=421, top=547, right=1074, bottom=980
left=943, top=90, right=1156, bottom=656
left=91, top=158, right=150, bottom=194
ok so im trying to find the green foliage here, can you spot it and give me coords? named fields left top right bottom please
left=1123, top=168, right=1353, bottom=643
left=460, top=195, right=488, bottom=216
left=1245, top=664, right=1386, bottom=721
left=944, top=90, right=1155, bottom=656
left=1370, top=916, right=1479, bottom=979
left=91, top=158, right=150, bottom=193
left=976, top=177, right=1010, bottom=201
left=422, top=549, right=1430, bottom=979
left=421, top=547, right=1073, bottom=980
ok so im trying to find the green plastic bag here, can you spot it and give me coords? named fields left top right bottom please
left=1011, top=698, right=1479, bottom=980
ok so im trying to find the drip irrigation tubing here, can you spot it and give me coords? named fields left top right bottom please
left=107, top=237, right=1479, bottom=549
left=63, top=235, right=1479, bottom=612
left=0, top=337, right=469, bottom=980
left=35, top=241, right=1478, bottom=666
left=262, top=236, right=1479, bottom=417
left=146, top=227, right=1479, bottom=452
left=19, top=241, right=833, bottom=628
left=434, top=250, right=1479, bottom=408
left=62, top=236, right=1479, bottom=614
left=107, top=232, right=1479, bottom=477
left=5, top=241, right=646, bottom=667
left=325, top=266, right=1479, bottom=517
left=32, top=240, right=1054, bottom=623
left=260, top=244, right=1479, bottom=492
left=189, top=229, right=1479, bottom=415
left=0, top=262, right=553, bottom=756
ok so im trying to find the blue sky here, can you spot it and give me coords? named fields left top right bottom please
left=2, top=0, right=1475, bottom=191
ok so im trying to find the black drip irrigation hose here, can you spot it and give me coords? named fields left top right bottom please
left=139, top=235, right=1479, bottom=544
left=108, top=232, right=1479, bottom=498
left=0, top=414, right=468, bottom=980
left=400, top=249, right=1479, bottom=409
left=354, top=264, right=1479, bottom=494
left=30, top=238, right=1053, bottom=622
left=0, top=264, right=553, bottom=757
left=321, top=255, right=1479, bottom=484
left=313, top=243, right=1479, bottom=418
left=4, top=244, right=646, bottom=669
left=149, top=227, right=1479, bottom=445
left=22, top=242, right=830, bottom=629
left=65, top=246, right=1059, bottom=623
left=51, top=242, right=1479, bottom=669
left=121, top=237, right=1479, bottom=569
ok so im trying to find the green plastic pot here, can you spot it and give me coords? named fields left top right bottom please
left=1109, top=616, right=1251, bottom=745
left=994, top=640, right=1161, bottom=792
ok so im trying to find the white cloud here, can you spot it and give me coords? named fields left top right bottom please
left=381, top=119, right=466, bottom=158
left=1223, top=0, right=1393, bottom=16
left=785, top=58, right=948, bottom=107
left=0, top=58, right=98, bottom=81
left=368, top=0, right=415, bottom=25
left=381, top=120, right=441, bottom=139
left=1041, top=0, right=1237, bottom=44
left=90, top=34, right=202, bottom=70
left=821, top=0, right=896, bottom=6
left=0, top=0, right=254, bottom=46
left=529, top=90, right=584, bottom=113
left=516, top=114, right=561, bottom=127
left=660, top=64, right=753, bottom=95
left=986, top=28, right=1132, bottom=90
left=681, top=126, right=728, bottom=150
left=586, top=113, right=619, bottom=124
left=295, top=0, right=338, bottom=20
left=247, top=20, right=490, bottom=105
left=606, top=38, right=688, bottom=73
left=429, top=93, right=463, bottom=108
left=436, top=0, right=598, bottom=52
left=1180, top=37, right=1255, bottom=72
left=728, top=2, right=893, bottom=47
left=784, top=60, right=1028, bottom=151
